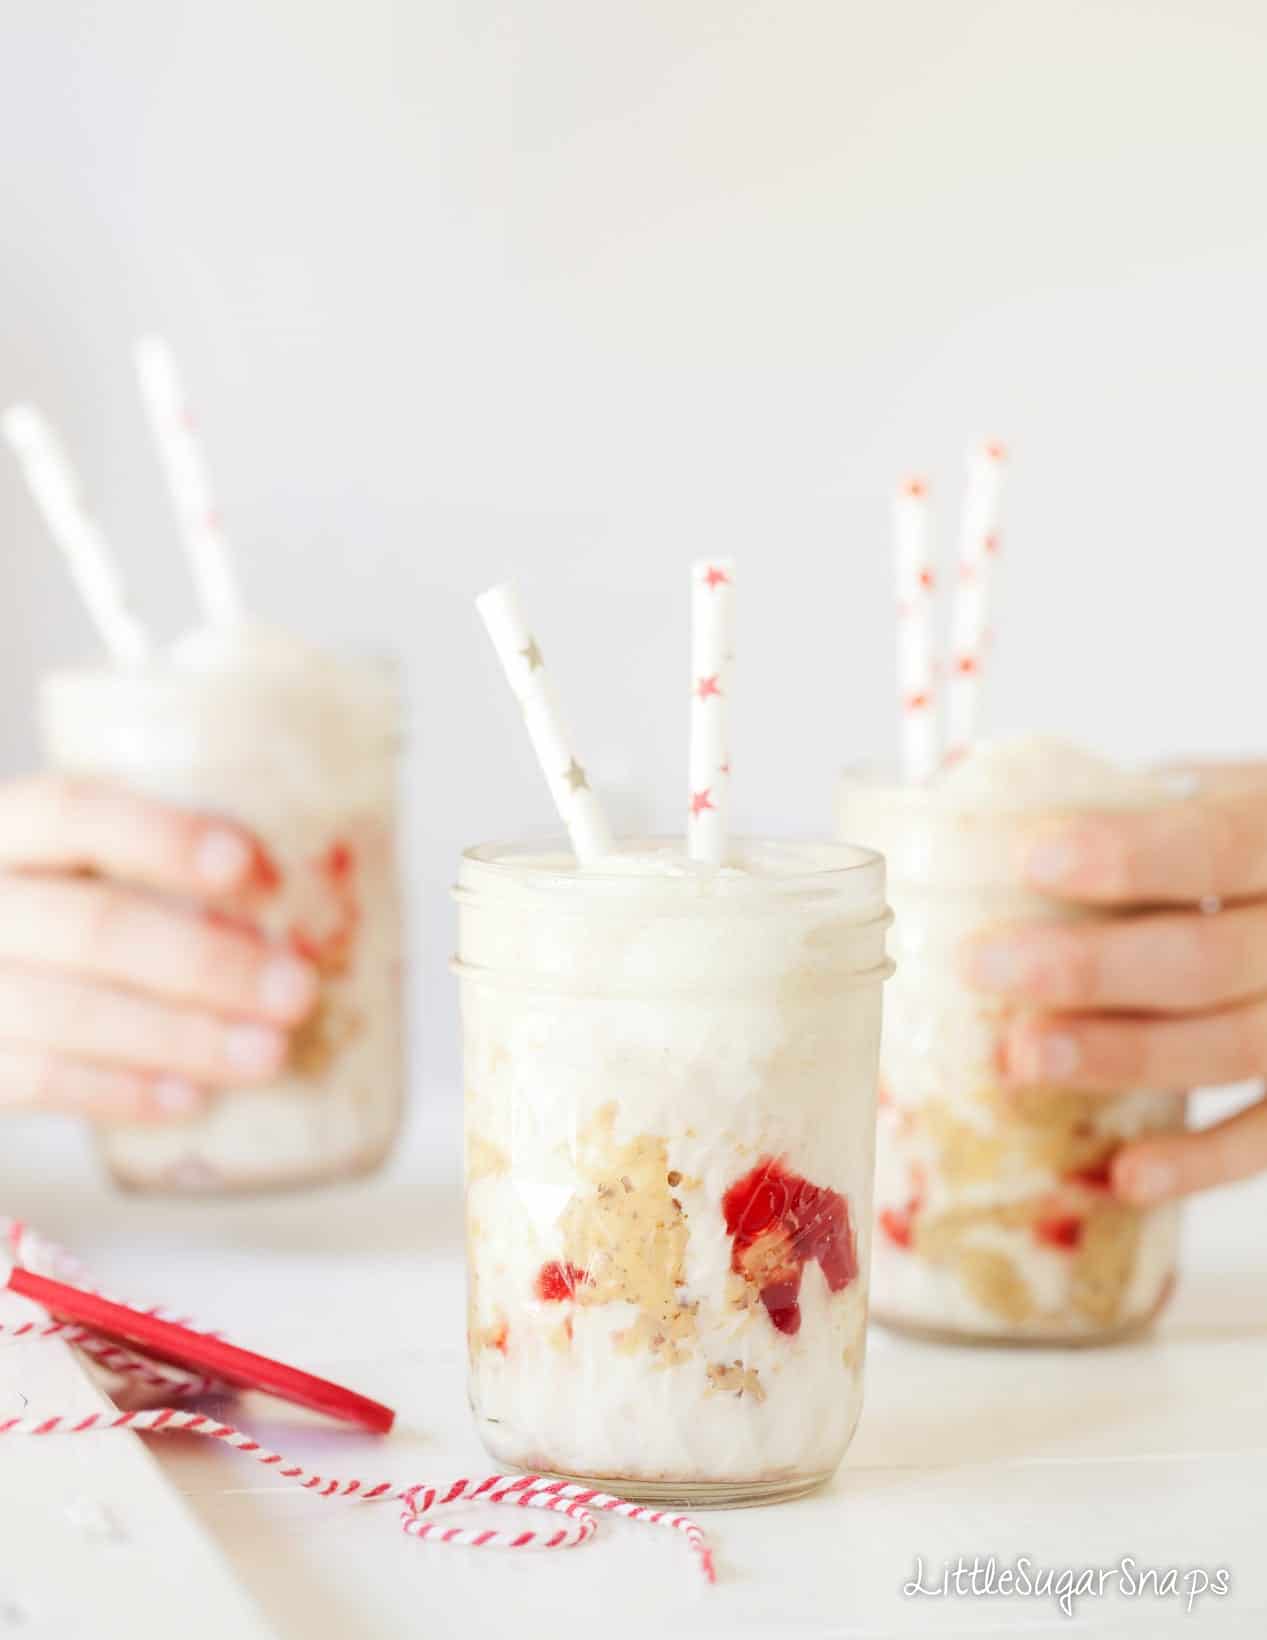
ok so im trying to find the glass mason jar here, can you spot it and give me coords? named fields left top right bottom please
left=39, top=651, right=405, bottom=1194
left=838, top=776, right=1184, bottom=1345
left=455, top=836, right=892, bottom=1506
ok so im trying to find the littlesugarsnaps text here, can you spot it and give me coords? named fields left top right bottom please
left=903, top=1555, right=1232, bottom=1619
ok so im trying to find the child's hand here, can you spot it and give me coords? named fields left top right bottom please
left=0, top=777, right=318, bottom=1122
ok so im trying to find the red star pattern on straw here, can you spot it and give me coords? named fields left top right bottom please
left=701, top=565, right=730, bottom=589
left=695, top=674, right=721, bottom=701
left=690, top=790, right=715, bottom=818
left=954, top=655, right=979, bottom=677
left=984, top=531, right=1000, bottom=555
left=902, top=476, right=928, bottom=498
left=904, top=691, right=931, bottom=711
left=918, top=567, right=936, bottom=591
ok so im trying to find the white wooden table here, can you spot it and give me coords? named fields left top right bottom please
left=2, top=1086, right=1264, bottom=1639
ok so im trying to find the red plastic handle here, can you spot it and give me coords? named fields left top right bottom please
left=7, top=1267, right=395, bottom=1434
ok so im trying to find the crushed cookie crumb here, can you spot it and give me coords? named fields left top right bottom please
left=706, top=1361, right=766, bottom=1404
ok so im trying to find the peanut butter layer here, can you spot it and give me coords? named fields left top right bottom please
left=1071, top=1202, right=1143, bottom=1325
left=913, top=1192, right=1146, bottom=1330
left=957, top=1245, right=1035, bottom=1325
left=558, top=1104, right=698, bottom=1367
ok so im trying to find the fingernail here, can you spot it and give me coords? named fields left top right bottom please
left=1007, top=1031, right=1080, bottom=1083
left=195, top=827, right=253, bottom=890
left=1024, top=839, right=1079, bottom=887
left=149, top=1076, right=203, bottom=1118
left=1121, top=1157, right=1178, bottom=1203
left=966, top=938, right=1028, bottom=991
left=225, top=1022, right=286, bottom=1075
left=258, top=954, right=319, bottom=1019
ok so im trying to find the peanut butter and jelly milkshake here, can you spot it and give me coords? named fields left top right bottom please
left=840, top=737, right=1185, bottom=1344
left=457, top=837, right=891, bottom=1504
left=41, top=623, right=404, bottom=1193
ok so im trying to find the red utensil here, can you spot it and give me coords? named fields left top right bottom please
left=6, top=1266, right=395, bottom=1434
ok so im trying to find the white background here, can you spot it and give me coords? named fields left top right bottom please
left=3, top=0, right=1266, bottom=1092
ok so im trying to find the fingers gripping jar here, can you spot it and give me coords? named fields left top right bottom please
left=40, top=628, right=405, bottom=1194
left=839, top=739, right=1185, bottom=1345
left=456, top=837, right=892, bottom=1506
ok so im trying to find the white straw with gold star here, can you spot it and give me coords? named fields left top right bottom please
left=476, top=581, right=614, bottom=864
left=688, top=559, right=734, bottom=866
left=894, top=476, right=938, bottom=784
left=946, top=441, right=1007, bottom=763
left=3, top=405, right=149, bottom=665
left=134, top=336, right=244, bottom=630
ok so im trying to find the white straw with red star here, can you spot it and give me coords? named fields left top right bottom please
left=2, top=406, right=150, bottom=666
left=476, top=581, right=614, bottom=864
left=0, top=1217, right=715, bottom=1583
left=946, top=441, right=1007, bottom=762
left=134, top=336, right=244, bottom=629
left=688, top=559, right=734, bottom=865
left=893, top=477, right=938, bottom=783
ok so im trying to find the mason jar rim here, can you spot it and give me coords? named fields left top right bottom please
left=456, top=833, right=888, bottom=914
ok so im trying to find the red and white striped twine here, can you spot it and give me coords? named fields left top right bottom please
left=0, top=1218, right=715, bottom=1583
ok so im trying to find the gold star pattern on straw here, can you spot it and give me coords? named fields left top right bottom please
left=564, top=758, right=590, bottom=793
left=520, top=637, right=544, bottom=671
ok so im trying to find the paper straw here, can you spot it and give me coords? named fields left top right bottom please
left=476, top=581, right=614, bottom=864
left=946, top=441, right=1007, bottom=761
left=893, top=478, right=938, bottom=784
left=2, top=406, right=149, bottom=666
left=134, top=336, right=243, bottom=628
left=688, top=559, right=734, bottom=865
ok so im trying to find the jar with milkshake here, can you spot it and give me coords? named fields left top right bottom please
left=41, top=628, right=405, bottom=1194
left=461, top=572, right=892, bottom=1503
left=849, top=452, right=1186, bottom=1343
left=6, top=347, right=405, bottom=1194
left=841, top=739, right=1184, bottom=1343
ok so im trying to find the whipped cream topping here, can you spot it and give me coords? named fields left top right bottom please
left=934, top=734, right=1180, bottom=811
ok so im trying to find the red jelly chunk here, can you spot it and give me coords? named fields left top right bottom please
left=1067, top=1157, right=1115, bottom=1192
left=878, top=1164, right=926, bottom=1252
left=534, top=1261, right=590, bottom=1302
left=878, top=1205, right=915, bottom=1250
left=1034, top=1214, right=1084, bottom=1250
left=324, top=840, right=354, bottom=883
left=722, top=1159, right=857, bottom=1336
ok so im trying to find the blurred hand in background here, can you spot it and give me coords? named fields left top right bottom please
left=967, top=766, right=1267, bottom=1203
left=0, top=777, right=317, bottom=1123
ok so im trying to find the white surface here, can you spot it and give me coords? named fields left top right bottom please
left=0, top=1287, right=275, bottom=1637
left=0, top=1087, right=1263, bottom=1638
left=5, top=3, right=1267, bottom=1096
